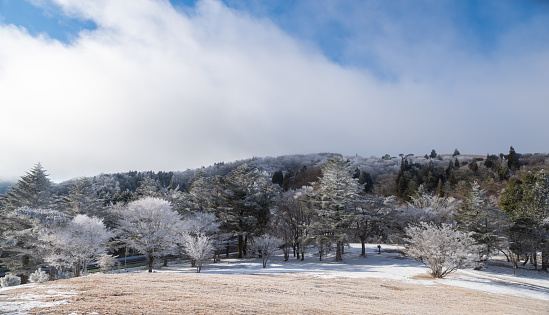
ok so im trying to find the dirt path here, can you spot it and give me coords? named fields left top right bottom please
left=1, top=273, right=548, bottom=314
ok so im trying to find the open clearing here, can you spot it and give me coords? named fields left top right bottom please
left=1, top=244, right=548, bottom=314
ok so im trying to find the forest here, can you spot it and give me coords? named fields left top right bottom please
left=1, top=147, right=549, bottom=285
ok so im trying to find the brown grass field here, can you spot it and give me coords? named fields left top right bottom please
left=1, top=272, right=548, bottom=314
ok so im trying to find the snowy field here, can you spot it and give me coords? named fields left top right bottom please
left=158, top=243, right=549, bottom=301
left=1, top=244, right=548, bottom=314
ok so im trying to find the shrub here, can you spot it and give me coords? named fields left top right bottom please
left=29, top=268, right=49, bottom=283
left=98, top=254, right=117, bottom=273
left=0, top=274, right=21, bottom=287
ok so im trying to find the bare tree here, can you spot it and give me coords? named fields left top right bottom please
left=181, top=234, right=215, bottom=273
left=253, top=234, right=283, bottom=268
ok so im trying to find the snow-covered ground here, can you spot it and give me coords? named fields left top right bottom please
left=1, top=244, right=548, bottom=314
left=155, top=243, right=549, bottom=301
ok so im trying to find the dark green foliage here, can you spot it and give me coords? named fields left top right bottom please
left=359, top=171, right=374, bottom=193
left=500, top=170, right=549, bottom=270
left=468, top=160, right=479, bottom=173
left=454, top=159, right=460, bottom=168
left=430, top=149, right=437, bottom=159
left=483, top=154, right=498, bottom=170
left=453, top=149, right=460, bottom=156
left=271, top=170, right=284, bottom=187
left=455, top=182, right=507, bottom=258
left=508, top=146, right=519, bottom=171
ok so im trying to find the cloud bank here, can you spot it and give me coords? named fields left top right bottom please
left=0, top=0, right=548, bottom=181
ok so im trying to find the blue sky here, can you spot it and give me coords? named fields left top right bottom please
left=0, top=0, right=548, bottom=181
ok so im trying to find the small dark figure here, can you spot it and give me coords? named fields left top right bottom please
left=377, top=245, right=381, bottom=254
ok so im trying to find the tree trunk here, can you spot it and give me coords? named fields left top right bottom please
left=522, top=254, right=530, bottom=266
left=335, top=241, right=343, bottom=262
left=244, top=235, right=248, bottom=257
left=163, top=255, right=168, bottom=267
left=542, top=250, right=549, bottom=271
left=238, top=235, right=244, bottom=258
left=360, top=236, right=366, bottom=257
left=148, top=254, right=154, bottom=273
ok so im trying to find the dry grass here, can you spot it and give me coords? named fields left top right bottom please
left=1, top=273, right=547, bottom=314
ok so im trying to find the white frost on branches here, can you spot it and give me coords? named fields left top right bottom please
left=253, top=234, right=283, bottom=268
left=181, top=234, right=214, bottom=273
left=405, top=222, right=480, bottom=278
left=115, top=197, right=181, bottom=272
left=42, top=214, right=112, bottom=277
left=29, top=268, right=49, bottom=283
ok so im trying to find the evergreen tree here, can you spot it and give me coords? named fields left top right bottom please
left=215, top=164, right=278, bottom=258
left=307, top=158, right=361, bottom=261
left=59, top=177, right=104, bottom=218
left=453, top=149, right=460, bottom=156
left=271, top=170, right=284, bottom=187
left=359, top=171, right=374, bottom=193
left=500, top=171, right=549, bottom=270
left=456, top=182, right=507, bottom=260
left=135, top=177, right=166, bottom=199
left=0, top=207, right=68, bottom=283
left=1, top=163, right=53, bottom=212
left=508, top=146, right=518, bottom=171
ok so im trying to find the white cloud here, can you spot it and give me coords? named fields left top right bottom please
left=0, top=0, right=548, bottom=181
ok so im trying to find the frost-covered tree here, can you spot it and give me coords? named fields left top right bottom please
left=501, top=170, right=549, bottom=270
left=185, top=169, right=217, bottom=213
left=181, top=234, right=215, bottom=273
left=42, top=215, right=112, bottom=277
left=135, top=177, right=166, bottom=199
left=59, top=177, right=105, bottom=218
left=215, top=164, right=278, bottom=258
left=253, top=234, right=283, bottom=268
left=180, top=212, right=220, bottom=266
left=181, top=212, right=220, bottom=236
left=405, top=222, right=480, bottom=278
left=456, top=182, right=507, bottom=260
left=0, top=207, right=67, bottom=283
left=270, top=188, right=314, bottom=261
left=308, top=157, right=361, bottom=261
left=352, top=195, right=397, bottom=257
left=0, top=163, right=53, bottom=211
left=404, top=185, right=460, bottom=225
left=98, top=254, right=117, bottom=273
left=115, top=197, right=182, bottom=272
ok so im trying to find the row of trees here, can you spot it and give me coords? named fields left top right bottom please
left=1, top=150, right=549, bottom=282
